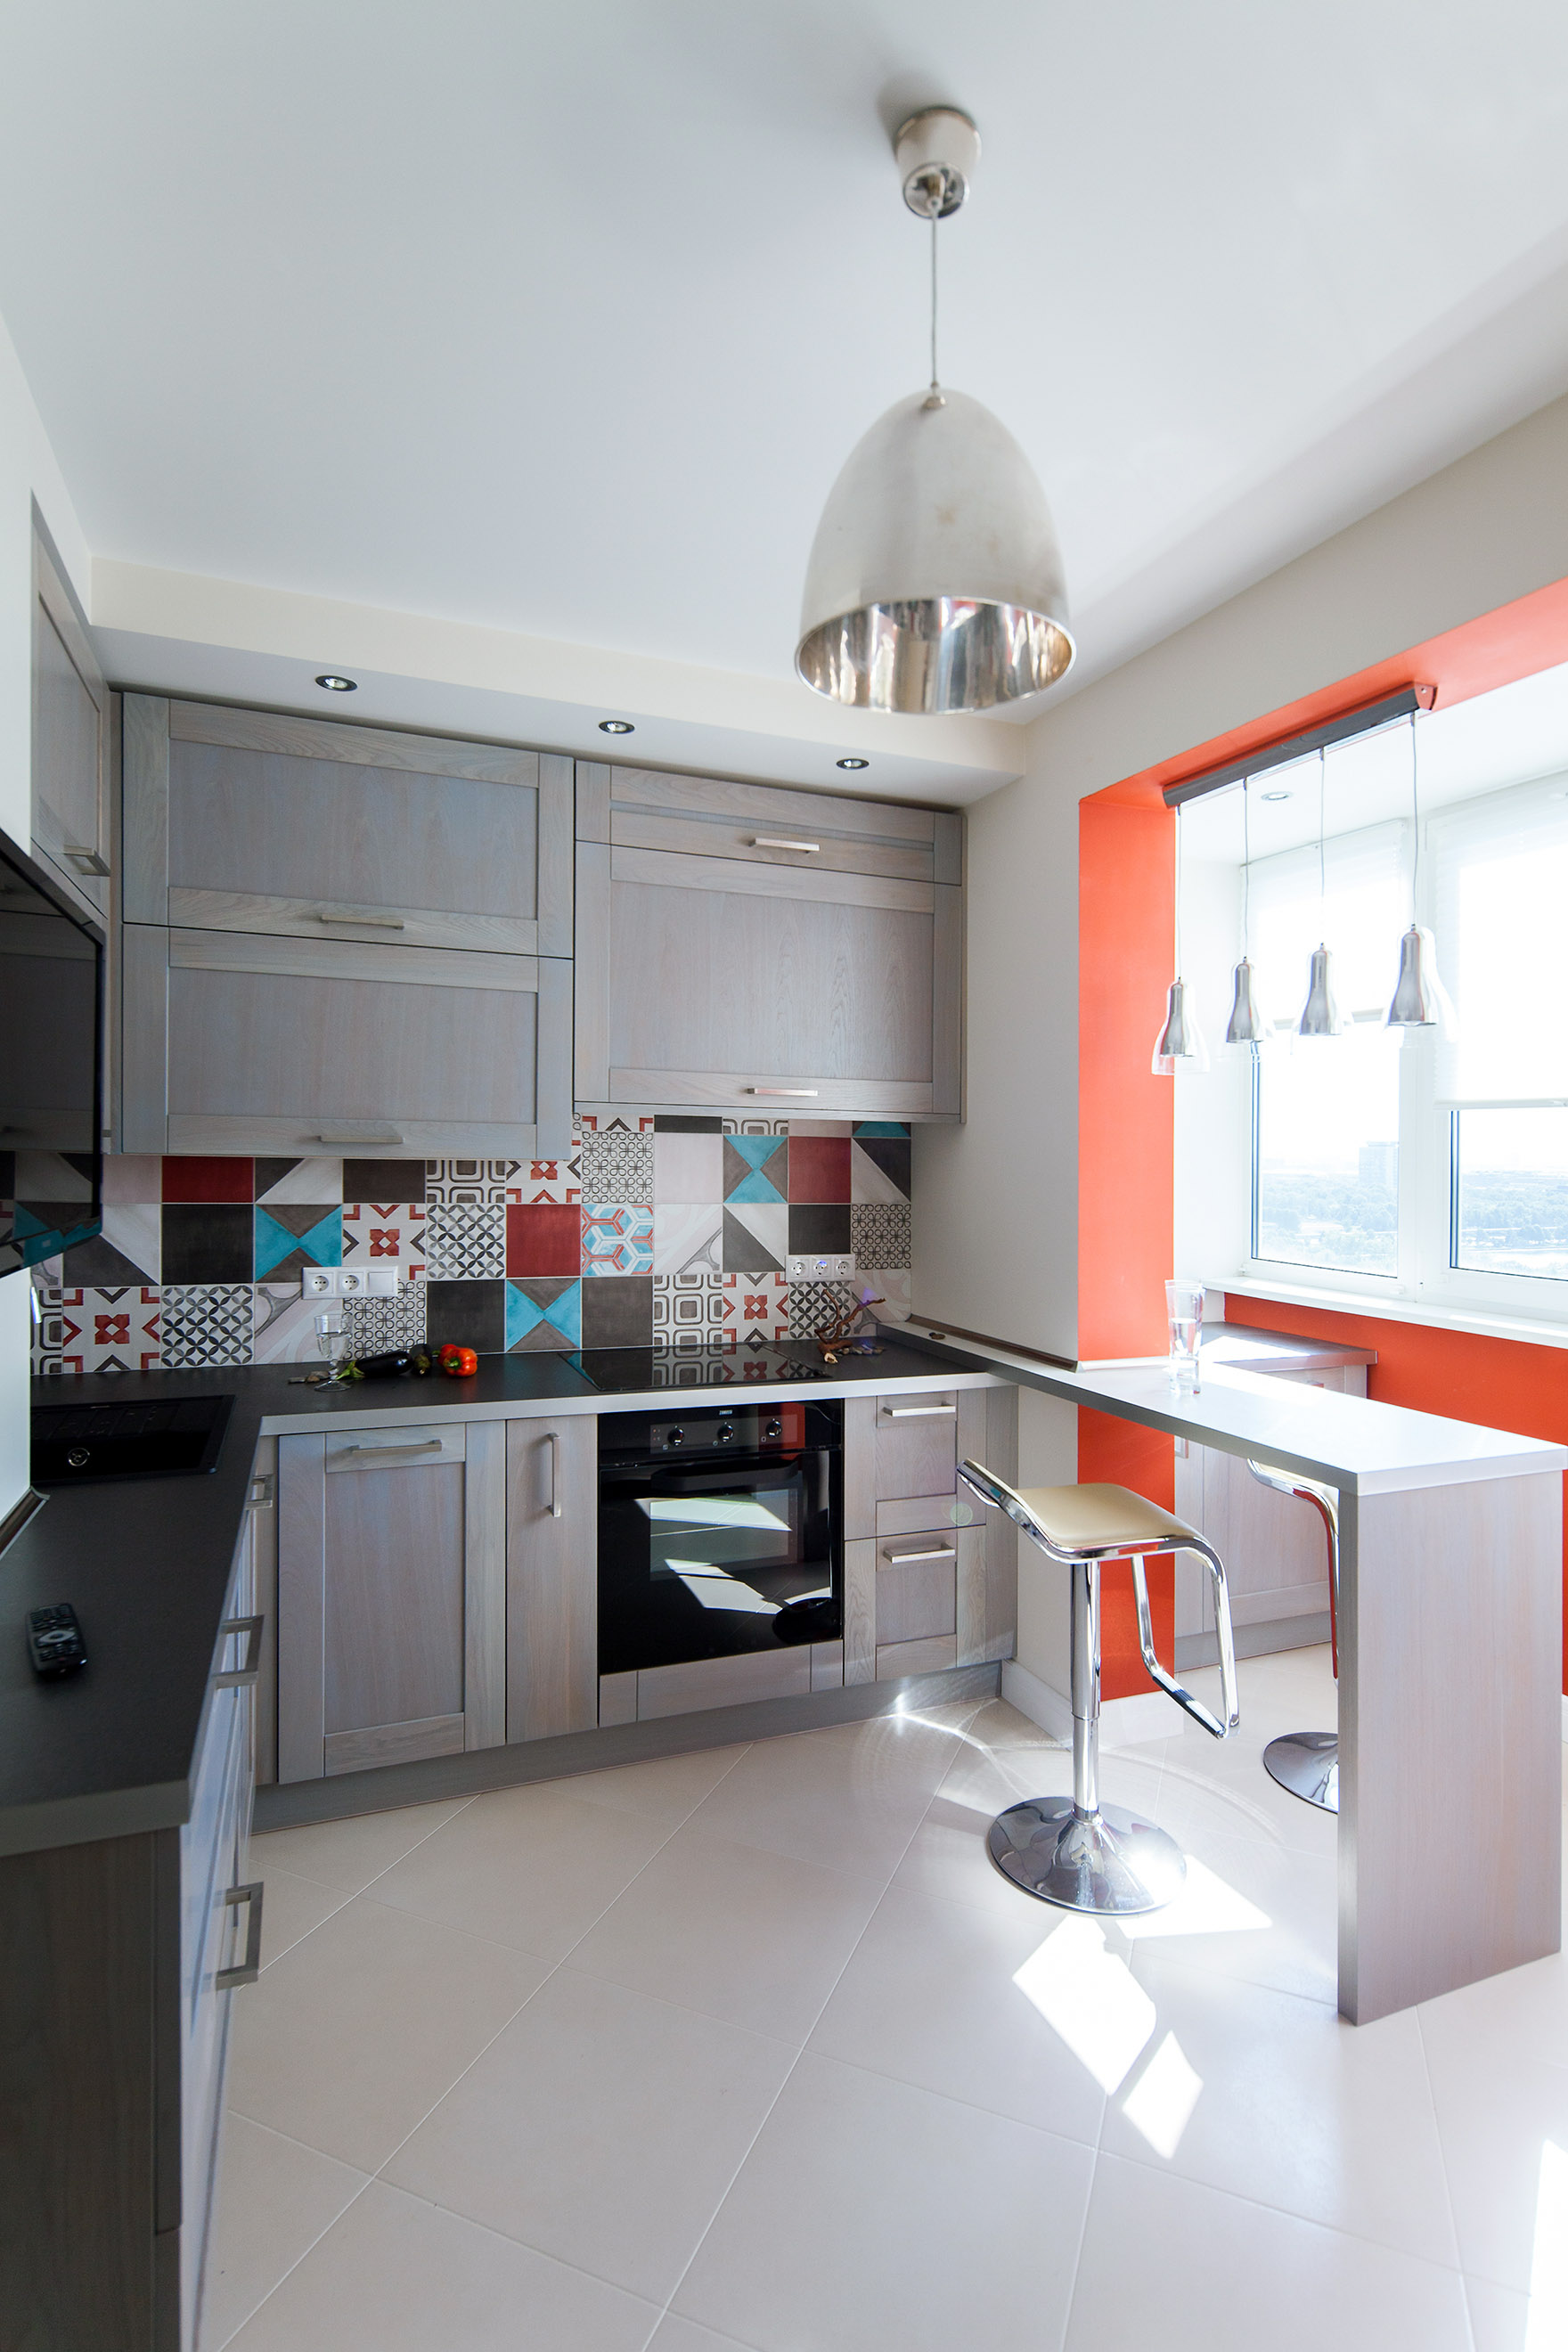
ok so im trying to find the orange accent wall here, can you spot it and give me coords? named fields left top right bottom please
left=1074, top=566, right=1568, bottom=1701
left=1222, top=1295, right=1568, bottom=1688
left=1077, top=795, right=1176, bottom=1694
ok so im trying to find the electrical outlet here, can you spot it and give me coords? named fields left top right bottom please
left=788, top=1254, right=857, bottom=1283
left=299, top=1265, right=401, bottom=1297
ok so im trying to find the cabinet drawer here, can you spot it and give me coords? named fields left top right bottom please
left=876, top=1492, right=976, bottom=1539
left=873, top=1395, right=960, bottom=1500
left=876, top=1547, right=958, bottom=1645
left=324, top=1423, right=467, bottom=1472
left=876, top=1634, right=959, bottom=1681
left=606, top=764, right=937, bottom=885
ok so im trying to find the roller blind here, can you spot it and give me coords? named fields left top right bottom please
left=1431, top=772, right=1568, bottom=1103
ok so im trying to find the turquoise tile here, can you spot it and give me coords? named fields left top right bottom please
left=852, top=1121, right=911, bottom=1138
left=254, top=1205, right=341, bottom=1279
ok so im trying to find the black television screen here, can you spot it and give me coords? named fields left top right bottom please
left=0, top=829, right=103, bottom=1277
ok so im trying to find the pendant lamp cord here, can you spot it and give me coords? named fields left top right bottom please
left=1175, top=804, right=1183, bottom=977
left=1409, top=715, right=1420, bottom=919
left=1318, top=747, right=1327, bottom=933
left=1241, top=780, right=1250, bottom=954
left=929, top=210, right=940, bottom=394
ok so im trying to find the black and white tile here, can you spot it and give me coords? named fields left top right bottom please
left=423, top=1159, right=521, bottom=1208
left=577, top=1125, right=654, bottom=1205
left=850, top=1202, right=911, bottom=1270
left=788, top=1279, right=861, bottom=1338
left=424, top=1202, right=506, bottom=1279
left=652, top=1271, right=725, bottom=1345
left=161, top=1283, right=255, bottom=1368
left=345, top=1287, right=429, bottom=1354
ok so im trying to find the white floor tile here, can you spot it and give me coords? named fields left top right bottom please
left=247, top=1799, right=473, bottom=1895
left=1063, top=2154, right=1473, bottom=2352
left=225, top=2179, right=658, bottom=2352
left=1122, top=1825, right=1339, bottom=2005
left=384, top=1967, right=796, bottom=2302
left=1463, top=2273, right=1534, bottom=2352
left=1100, top=1953, right=1459, bottom=2266
left=645, top=2319, right=762, bottom=2352
left=554, top=1743, right=751, bottom=1828
left=1419, top=2008, right=1568, bottom=2293
left=682, top=1714, right=962, bottom=1882
left=808, top=1881, right=1107, bottom=2145
left=568, top=1820, right=880, bottom=2041
left=203, top=2115, right=368, bottom=2350
left=226, top=1893, right=544, bottom=2170
left=673, top=2050, right=1092, bottom=2352
left=366, top=1781, right=671, bottom=1961
left=254, top=1866, right=350, bottom=1970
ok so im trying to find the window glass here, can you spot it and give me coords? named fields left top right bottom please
left=1452, top=1107, right=1568, bottom=1278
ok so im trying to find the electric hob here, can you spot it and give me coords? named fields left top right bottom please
left=568, top=1343, right=837, bottom=1392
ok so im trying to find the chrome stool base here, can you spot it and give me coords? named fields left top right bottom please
left=1262, top=1732, right=1339, bottom=1813
left=988, top=1798, right=1188, bottom=1916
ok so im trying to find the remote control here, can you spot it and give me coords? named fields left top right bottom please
left=28, top=1603, right=86, bottom=1679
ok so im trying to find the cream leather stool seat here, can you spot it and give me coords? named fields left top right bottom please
left=958, top=1461, right=1241, bottom=1916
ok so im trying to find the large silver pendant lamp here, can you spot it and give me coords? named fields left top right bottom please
left=1153, top=806, right=1209, bottom=1074
left=795, top=108, right=1074, bottom=715
left=1298, top=750, right=1344, bottom=1039
left=1386, top=714, right=1453, bottom=1030
left=1225, top=780, right=1265, bottom=1048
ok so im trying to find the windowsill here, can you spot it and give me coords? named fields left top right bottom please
left=1212, top=1270, right=1568, bottom=1354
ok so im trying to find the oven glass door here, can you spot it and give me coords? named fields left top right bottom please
left=599, top=1450, right=838, bottom=1674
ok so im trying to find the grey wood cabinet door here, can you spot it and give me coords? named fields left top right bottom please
left=122, top=923, right=572, bottom=1158
left=575, top=762, right=962, bottom=1118
left=275, top=1420, right=507, bottom=1782
left=31, top=519, right=111, bottom=919
left=122, top=696, right=572, bottom=956
left=506, top=1414, right=597, bottom=1741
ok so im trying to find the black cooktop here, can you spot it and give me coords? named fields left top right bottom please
left=569, top=1344, right=843, bottom=1392
left=32, top=1392, right=235, bottom=1486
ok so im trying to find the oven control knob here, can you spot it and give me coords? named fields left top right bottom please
left=765, top=1419, right=782, bottom=1441
left=666, top=1427, right=684, bottom=1448
left=715, top=1424, right=734, bottom=1443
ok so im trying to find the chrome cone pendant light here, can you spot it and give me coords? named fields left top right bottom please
left=1153, top=806, right=1208, bottom=1073
left=1386, top=715, right=1454, bottom=1032
left=1297, top=750, right=1344, bottom=1039
left=796, top=109, right=1074, bottom=715
left=1225, top=781, right=1265, bottom=1048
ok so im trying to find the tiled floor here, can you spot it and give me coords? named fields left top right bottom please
left=206, top=1649, right=1568, bottom=2350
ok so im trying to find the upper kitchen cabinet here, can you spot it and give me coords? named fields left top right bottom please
left=119, top=698, right=574, bottom=1157
left=31, top=517, right=113, bottom=920
left=575, top=763, right=963, bottom=1118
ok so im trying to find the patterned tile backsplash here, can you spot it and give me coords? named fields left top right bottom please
left=30, top=1117, right=914, bottom=1375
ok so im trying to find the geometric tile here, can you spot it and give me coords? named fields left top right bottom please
left=853, top=1121, right=912, bottom=1139
left=162, top=1156, right=254, bottom=1203
left=653, top=1204, right=723, bottom=1278
left=257, top=1156, right=347, bottom=1205
left=60, top=1199, right=160, bottom=1285
left=252, top=1283, right=336, bottom=1366
left=718, top=1271, right=790, bottom=1345
left=505, top=1203, right=582, bottom=1278
left=787, top=1278, right=860, bottom=1338
left=424, top=1278, right=506, bottom=1355
left=582, top=1205, right=653, bottom=1276
left=341, top=1203, right=427, bottom=1278
left=850, top=1139, right=911, bottom=1204
left=782, top=1119, right=853, bottom=1138
left=788, top=1137, right=851, bottom=1202
left=788, top=1205, right=852, bottom=1258
left=505, top=1277, right=582, bottom=1352
left=722, top=1115, right=790, bottom=1138
left=652, top=1115, right=723, bottom=1132
left=581, top=1274, right=654, bottom=1350
left=29, top=1286, right=65, bottom=1376
left=426, top=1203, right=506, bottom=1280
left=424, top=1160, right=521, bottom=1209
left=344, top=1286, right=430, bottom=1356
left=507, top=1154, right=583, bottom=1206
left=254, top=1205, right=342, bottom=1281
left=160, top=1283, right=255, bottom=1367
left=862, top=1267, right=912, bottom=1322
left=51, top=1285, right=162, bottom=1373
left=850, top=1202, right=911, bottom=1271
left=652, top=1271, right=724, bottom=1346
left=722, top=1203, right=788, bottom=1274
left=341, top=1158, right=421, bottom=1205
left=578, top=1129, right=654, bottom=1206
left=162, top=1203, right=254, bottom=1283
left=723, top=1136, right=788, bottom=1204
left=101, top=1155, right=163, bottom=1205
left=653, top=1132, right=723, bottom=1205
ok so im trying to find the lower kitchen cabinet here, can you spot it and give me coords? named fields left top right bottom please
left=506, top=1414, right=597, bottom=1741
left=0, top=1508, right=261, bottom=2351
left=275, top=1419, right=507, bottom=1781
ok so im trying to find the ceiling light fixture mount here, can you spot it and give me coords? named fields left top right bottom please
left=598, top=719, right=635, bottom=735
left=315, top=674, right=356, bottom=692
left=795, top=103, right=1074, bottom=717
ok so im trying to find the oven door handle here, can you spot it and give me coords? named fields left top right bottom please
left=603, top=1454, right=815, bottom=1494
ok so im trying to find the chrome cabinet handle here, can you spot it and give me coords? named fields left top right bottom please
left=334, top=1439, right=443, bottom=1465
left=747, top=1087, right=819, bottom=1098
left=881, top=1404, right=956, bottom=1418
left=315, top=909, right=406, bottom=927
left=314, top=1127, right=404, bottom=1146
left=214, top=1614, right=264, bottom=1688
left=751, top=837, right=821, bottom=853
left=546, top=1431, right=562, bottom=1517
left=245, top=1473, right=274, bottom=1512
left=216, top=1882, right=265, bottom=1989
left=881, top=1546, right=957, bottom=1564
left=63, top=845, right=111, bottom=875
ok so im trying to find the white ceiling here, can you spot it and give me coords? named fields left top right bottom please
left=5, top=0, right=1568, bottom=762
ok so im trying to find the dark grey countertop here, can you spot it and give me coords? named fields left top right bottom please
left=0, top=1335, right=980, bottom=1858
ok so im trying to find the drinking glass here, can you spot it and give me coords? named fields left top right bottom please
left=314, top=1309, right=348, bottom=1369
left=1165, top=1279, right=1205, bottom=1392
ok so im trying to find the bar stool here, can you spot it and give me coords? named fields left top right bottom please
left=956, top=1461, right=1240, bottom=1915
left=1245, top=1461, right=1340, bottom=1812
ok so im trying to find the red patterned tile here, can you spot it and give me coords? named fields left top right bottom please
left=787, top=1136, right=851, bottom=1202
left=162, top=1156, right=254, bottom=1203
left=506, top=1202, right=582, bottom=1277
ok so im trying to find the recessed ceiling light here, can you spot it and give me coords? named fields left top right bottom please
left=837, top=756, right=870, bottom=770
left=315, top=674, right=356, bottom=691
left=1262, top=788, right=1291, bottom=801
left=599, top=719, right=635, bottom=734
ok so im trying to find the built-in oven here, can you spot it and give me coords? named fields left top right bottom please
left=598, top=1400, right=842, bottom=1678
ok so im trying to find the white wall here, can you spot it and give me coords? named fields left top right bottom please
left=0, top=307, right=92, bottom=1519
